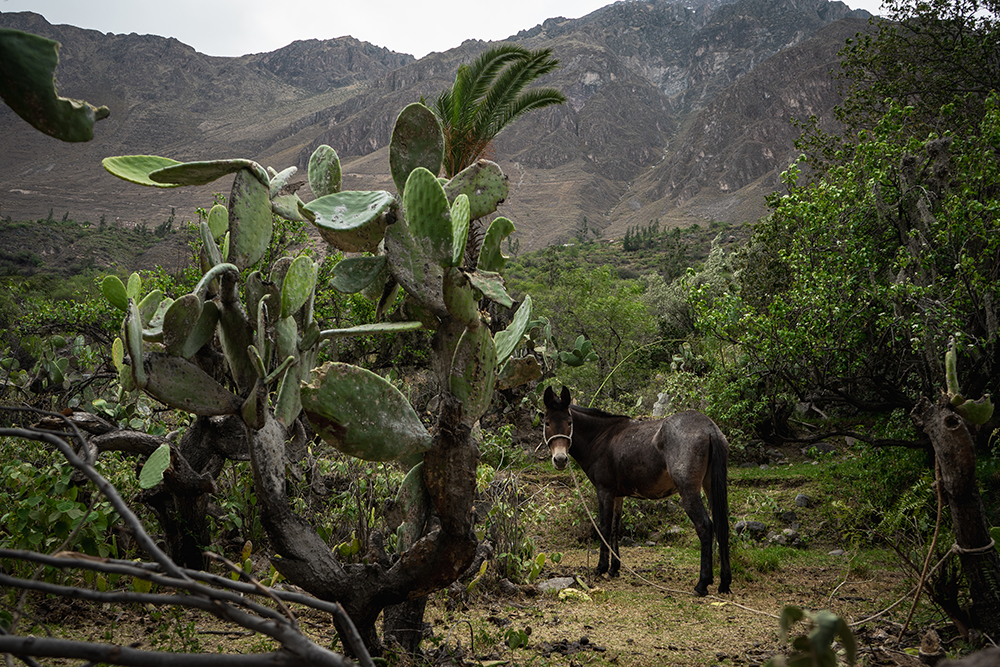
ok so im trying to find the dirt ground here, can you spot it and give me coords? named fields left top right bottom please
left=32, top=546, right=926, bottom=667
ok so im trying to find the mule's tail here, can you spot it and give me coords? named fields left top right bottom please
left=711, top=426, right=732, bottom=593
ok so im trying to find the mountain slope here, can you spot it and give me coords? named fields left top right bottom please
left=0, top=0, right=872, bottom=253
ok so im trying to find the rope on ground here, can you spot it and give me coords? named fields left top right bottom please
left=566, top=463, right=779, bottom=620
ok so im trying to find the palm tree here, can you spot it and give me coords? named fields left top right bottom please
left=432, top=44, right=566, bottom=178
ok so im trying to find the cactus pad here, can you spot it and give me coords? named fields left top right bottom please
left=304, top=190, right=396, bottom=253
left=477, top=216, right=515, bottom=273
left=143, top=353, right=244, bottom=415
left=149, top=159, right=268, bottom=187
left=443, top=160, right=509, bottom=221
left=308, top=145, right=342, bottom=198
left=0, top=28, right=110, bottom=142
left=389, top=103, right=444, bottom=195
left=329, top=255, right=388, bottom=294
left=449, top=325, right=497, bottom=425
left=403, top=167, right=453, bottom=268
left=228, top=168, right=274, bottom=270
left=494, top=295, right=532, bottom=366
left=301, top=362, right=433, bottom=465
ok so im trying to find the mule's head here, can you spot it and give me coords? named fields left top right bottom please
left=542, top=385, right=573, bottom=470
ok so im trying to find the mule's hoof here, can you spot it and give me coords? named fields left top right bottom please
left=718, top=584, right=732, bottom=594
left=694, top=586, right=709, bottom=597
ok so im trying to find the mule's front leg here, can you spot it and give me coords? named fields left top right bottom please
left=595, top=490, right=617, bottom=576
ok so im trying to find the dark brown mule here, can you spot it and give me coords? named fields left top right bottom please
left=542, top=386, right=731, bottom=596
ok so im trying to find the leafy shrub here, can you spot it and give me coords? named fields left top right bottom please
left=0, top=449, right=120, bottom=571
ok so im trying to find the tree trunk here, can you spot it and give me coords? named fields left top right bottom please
left=249, top=393, right=479, bottom=656
left=911, top=397, right=1000, bottom=637
left=137, top=415, right=244, bottom=570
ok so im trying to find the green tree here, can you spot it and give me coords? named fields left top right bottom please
left=700, top=97, right=1000, bottom=418
left=431, top=44, right=566, bottom=178
left=513, top=263, right=655, bottom=404
left=800, top=0, right=1000, bottom=172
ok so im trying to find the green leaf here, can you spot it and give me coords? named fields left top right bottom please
left=102, top=155, right=183, bottom=188
left=0, top=28, right=110, bottom=142
left=138, top=444, right=171, bottom=489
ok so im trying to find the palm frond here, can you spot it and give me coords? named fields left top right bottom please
left=474, top=49, right=563, bottom=139
left=431, top=44, right=565, bottom=176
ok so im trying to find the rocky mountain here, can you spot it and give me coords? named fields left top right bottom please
left=0, top=0, right=872, bottom=254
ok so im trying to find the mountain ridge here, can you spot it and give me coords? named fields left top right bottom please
left=0, top=1, right=873, bottom=253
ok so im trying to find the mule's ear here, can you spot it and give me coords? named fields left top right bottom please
left=560, top=385, right=571, bottom=407
left=543, top=386, right=555, bottom=407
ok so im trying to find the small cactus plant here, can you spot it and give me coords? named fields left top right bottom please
left=100, top=100, right=534, bottom=652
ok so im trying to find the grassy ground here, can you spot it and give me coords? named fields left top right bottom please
left=13, top=447, right=952, bottom=667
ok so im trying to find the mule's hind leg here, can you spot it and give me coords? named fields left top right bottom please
left=678, top=489, right=714, bottom=596
left=608, top=496, right=623, bottom=577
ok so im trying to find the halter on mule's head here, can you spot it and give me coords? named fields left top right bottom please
left=542, top=386, right=573, bottom=470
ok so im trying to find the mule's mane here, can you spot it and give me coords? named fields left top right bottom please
left=570, top=404, right=631, bottom=421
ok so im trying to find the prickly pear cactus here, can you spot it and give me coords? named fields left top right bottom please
left=101, top=101, right=534, bottom=560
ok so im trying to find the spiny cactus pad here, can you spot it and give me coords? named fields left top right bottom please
left=149, top=159, right=268, bottom=187
left=304, top=190, right=396, bottom=253
left=103, top=155, right=183, bottom=188
left=207, top=204, right=229, bottom=240
left=0, top=28, right=110, bottom=142
left=101, top=275, right=128, bottom=312
left=143, top=353, right=244, bottom=416
left=442, top=267, right=481, bottom=328
left=450, top=194, right=470, bottom=267
left=443, top=160, right=509, bottom=221
left=403, top=167, right=453, bottom=268
left=477, top=217, right=515, bottom=273
left=329, top=255, right=388, bottom=294
left=389, top=103, right=444, bottom=195
left=301, top=362, right=433, bottom=466
left=280, top=256, right=317, bottom=319
left=494, top=295, right=532, bottom=366
left=308, top=145, right=342, bottom=198
left=228, top=168, right=274, bottom=270
left=450, top=325, right=497, bottom=425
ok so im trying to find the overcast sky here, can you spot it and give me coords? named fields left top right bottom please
left=1, top=0, right=885, bottom=59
